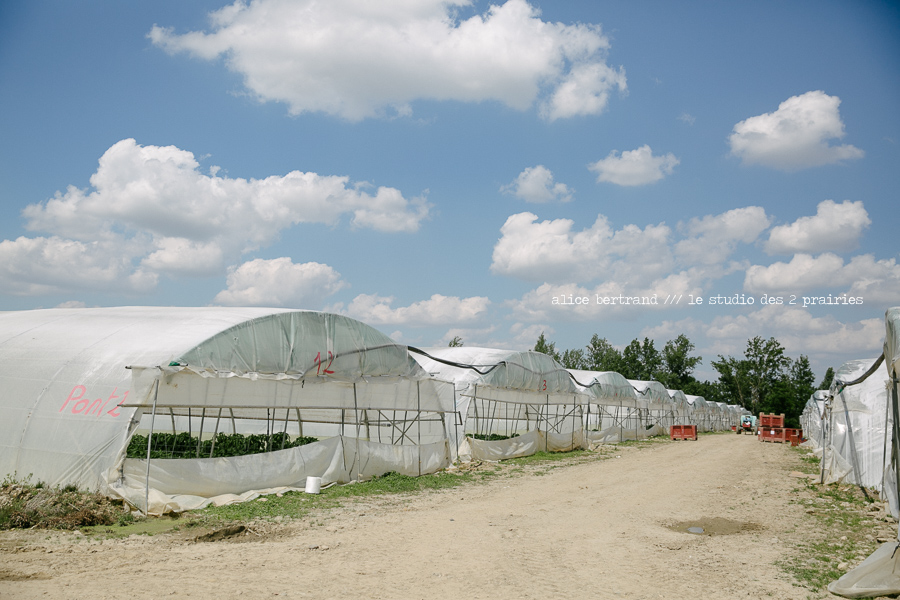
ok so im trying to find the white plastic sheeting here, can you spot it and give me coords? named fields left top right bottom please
left=668, top=390, right=693, bottom=426
left=829, top=541, right=900, bottom=598
left=0, top=307, right=289, bottom=492
left=413, top=347, right=589, bottom=460
left=115, top=437, right=450, bottom=513
left=0, top=307, right=456, bottom=514
left=828, top=309, right=900, bottom=599
left=629, top=379, right=676, bottom=432
left=823, top=358, right=890, bottom=491
left=685, top=395, right=711, bottom=432
left=569, top=370, right=645, bottom=444
left=800, top=390, right=829, bottom=450
left=887, top=307, right=900, bottom=380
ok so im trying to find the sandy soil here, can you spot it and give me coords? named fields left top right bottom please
left=0, top=434, right=874, bottom=599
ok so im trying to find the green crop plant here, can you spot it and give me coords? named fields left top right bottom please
left=126, top=432, right=319, bottom=459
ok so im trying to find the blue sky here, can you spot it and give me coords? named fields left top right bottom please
left=1, top=0, right=898, bottom=381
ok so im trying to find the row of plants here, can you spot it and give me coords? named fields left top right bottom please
left=469, top=433, right=520, bottom=441
left=125, top=431, right=319, bottom=459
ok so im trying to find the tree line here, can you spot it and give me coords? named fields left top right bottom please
left=449, top=332, right=833, bottom=429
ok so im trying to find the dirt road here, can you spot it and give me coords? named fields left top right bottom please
left=0, top=434, right=862, bottom=599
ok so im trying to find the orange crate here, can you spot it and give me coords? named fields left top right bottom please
left=759, top=427, right=790, bottom=443
left=670, top=425, right=698, bottom=441
left=759, top=413, right=785, bottom=428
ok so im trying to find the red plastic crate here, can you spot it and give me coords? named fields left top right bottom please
left=670, top=424, right=698, bottom=441
left=759, top=413, right=785, bottom=428
left=759, top=427, right=796, bottom=443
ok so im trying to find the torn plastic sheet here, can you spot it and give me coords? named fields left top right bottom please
left=829, top=541, right=900, bottom=598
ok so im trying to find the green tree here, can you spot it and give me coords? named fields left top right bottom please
left=621, top=338, right=662, bottom=381
left=620, top=339, right=643, bottom=379
left=585, top=334, right=623, bottom=373
left=764, top=374, right=796, bottom=418
left=713, top=336, right=792, bottom=415
left=786, top=355, right=816, bottom=427
left=561, top=348, right=587, bottom=370
left=682, top=379, right=725, bottom=404
left=711, top=355, right=750, bottom=408
left=533, top=332, right=561, bottom=362
left=744, top=336, right=791, bottom=415
left=818, top=366, right=834, bottom=390
left=661, top=334, right=702, bottom=389
left=448, top=336, right=464, bottom=347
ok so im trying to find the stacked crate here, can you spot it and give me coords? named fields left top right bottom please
left=758, top=413, right=802, bottom=443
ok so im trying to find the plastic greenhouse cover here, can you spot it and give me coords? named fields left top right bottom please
left=684, top=395, right=708, bottom=410
left=128, top=366, right=453, bottom=413
left=629, top=380, right=673, bottom=408
left=804, top=391, right=829, bottom=418
left=412, top=347, right=581, bottom=396
left=832, top=358, right=886, bottom=413
left=833, top=358, right=885, bottom=391
left=827, top=357, right=890, bottom=490
left=0, top=307, right=292, bottom=490
left=667, top=389, right=691, bottom=410
left=886, top=307, right=900, bottom=377
left=177, top=310, right=424, bottom=380
left=827, top=309, right=900, bottom=600
left=567, top=369, right=639, bottom=403
left=0, top=307, right=441, bottom=494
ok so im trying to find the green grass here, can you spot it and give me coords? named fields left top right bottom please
left=505, top=449, right=593, bottom=464
left=79, top=515, right=182, bottom=538
left=777, top=446, right=893, bottom=593
left=194, top=449, right=613, bottom=526
left=615, top=435, right=670, bottom=448
left=195, top=469, right=488, bottom=524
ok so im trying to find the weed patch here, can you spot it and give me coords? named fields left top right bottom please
left=0, top=478, right=126, bottom=530
left=778, top=447, right=896, bottom=593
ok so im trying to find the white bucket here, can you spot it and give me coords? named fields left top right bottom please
left=305, top=476, right=322, bottom=494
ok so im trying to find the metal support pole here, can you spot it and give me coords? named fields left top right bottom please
left=890, top=376, right=900, bottom=541
left=545, top=393, right=550, bottom=452
left=144, top=378, right=160, bottom=517
left=417, top=381, right=422, bottom=477
left=210, top=408, right=222, bottom=458
left=354, top=382, right=360, bottom=481
left=196, top=408, right=206, bottom=458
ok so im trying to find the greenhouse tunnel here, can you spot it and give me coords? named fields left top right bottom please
left=0, top=307, right=456, bottom=514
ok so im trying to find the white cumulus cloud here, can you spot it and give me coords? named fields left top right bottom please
left=588, top=145, right=679, bottom=186
left=745, top=253, right=900, bottom=302
left=764, top=200, right=870, bottom=255
left=149, top=0, right=626, bottom=121
left=214, top=258, right=348, bottom=307
left=490, top=211, right=674, bottom=284
left=501, top=165, right=572, bottom=203
left=339, top=293, right=490, bottom=326
left=675, top=206, right=772, bottom=265
left=728, top=90, right=864, bottom=171
left=745, top=253, right=844, bottom=296
left=10, top=139, right=427, bottom=295
left=0, top=236, right=157, bottom=296
left=506, top=272, right=703, bottom=323
left=705, top=305, right=883, bottom=358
